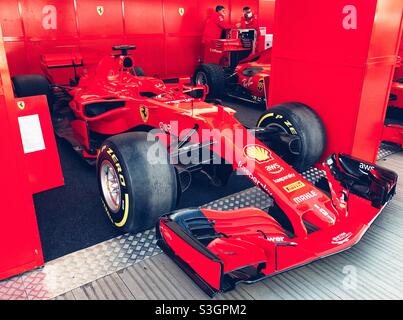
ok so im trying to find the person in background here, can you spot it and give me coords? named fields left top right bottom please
left=237, top=6, right=260, bottom=35
left=236, top=6, right=261, bottom=51
left=202, top=5, right=233, bottom=44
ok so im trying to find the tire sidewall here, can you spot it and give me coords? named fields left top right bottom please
left=97, top=142, right=134, bottom=233
left=257, top=104, right=326, bottom=171
left=97, top=133, right=178, bottom=233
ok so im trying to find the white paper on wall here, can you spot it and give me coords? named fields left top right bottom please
left=18, top=114, right=46, bottom=154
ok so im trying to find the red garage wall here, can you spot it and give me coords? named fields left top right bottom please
left=0, top=0, right=273, bottom=79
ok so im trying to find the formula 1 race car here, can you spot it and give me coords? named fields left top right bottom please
left=11, top=45, right=322, bottom=234
left=194, top=29, right=271, bottom=105
left=11, top=46, right=397, bottom=298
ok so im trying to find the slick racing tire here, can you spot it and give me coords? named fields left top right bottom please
left=257, top=102, right=326, bottom=172
left=12, top=74, right=54, bottom=113
left=97, top=132, right=178, bottom=233
left=193, top=64, right=225, bottom=99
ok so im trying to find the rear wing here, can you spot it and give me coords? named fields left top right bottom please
left=40, top=53, right=84, bottom=86
left=41, top=53, right=83, bottom=69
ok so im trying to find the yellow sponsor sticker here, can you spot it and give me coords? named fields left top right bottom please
left=283, top=181, right=306, bottom=193
left=244, top=144, right=273, bottom=164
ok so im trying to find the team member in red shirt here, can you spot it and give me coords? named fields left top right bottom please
left=237, top=6, right=261, bottom=50
left=238, top=6, right=260, bottom=31
left=202, top=5, right=233, bottom=44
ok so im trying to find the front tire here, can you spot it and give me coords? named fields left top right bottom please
left=97, top=132, right=178, bottom=233
left=257, top=102, right=326, bottom=172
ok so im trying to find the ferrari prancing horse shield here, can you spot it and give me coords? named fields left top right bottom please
left=140, top=105, right=149, bottom=123
left=97, top=6, right=104, bottom=16
left=179, top=8, right=185, bottom=16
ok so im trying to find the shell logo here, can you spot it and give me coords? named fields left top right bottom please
left=244, top=144, right=273, bottom=164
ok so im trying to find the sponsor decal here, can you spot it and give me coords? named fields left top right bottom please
left=359, top=163, right=375, bottom=173
left=106, top=148, right=126, bottom=187
left=266, top=236, right=285, bottom=243
left=244, top=144, right=273, bottom=164
left=210, top=48, right=223, bottom=54
left=179, top=8, right=185, bottom=16
left=283, top=181, right=305, bottom=193
left=140, top=105, right=149, bottom=123
left=273, top=173, right=296, bottom=184
left=97, top=6, right=104, bottom=16
left=17, top=101, right=25, bottom=110
left=238, top=161, right=271, bottom=195
left=332, top=232, right=353, bottom=245
left=293, top=190, right=318, bottom=204
left=265, top=163, right=284, bottom=175
left=242, top=78, right=253, bottom=89
left=257, top=78, right=264, bottom=92
left=252, top=95, right=264, bottom=103
left=104, top=148, right=129, bottom=227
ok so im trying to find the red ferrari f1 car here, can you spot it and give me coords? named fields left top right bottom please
left=194, top=29, right=271, bottom=105
left=11, top=45, right=315, bottom=234
left=11, top=45, right=397, bottom=297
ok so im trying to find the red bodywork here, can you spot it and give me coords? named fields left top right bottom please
left=158, top=147, right=397, bottom=296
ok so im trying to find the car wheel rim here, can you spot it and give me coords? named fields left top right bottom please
left=196, top=72, right=208, bottom=85
left=100, top=160, right=122, bottom=214
left=265, top=123, right=302, bottom=165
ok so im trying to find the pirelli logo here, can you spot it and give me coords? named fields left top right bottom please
left=283, top=181, right=305, bottom=193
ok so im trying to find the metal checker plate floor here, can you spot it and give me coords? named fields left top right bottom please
left=1, top=145, right=402, bottom=300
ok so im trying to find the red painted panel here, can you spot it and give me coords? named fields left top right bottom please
left=126, top=35, right=166, bottom=78
left=124, top=0, right=164, bottom=34
left=0, top=26, right=44, bottom=280
left=164, top=0, right=200, bottom=34
left=78, top=37, right=126, bottom=66
left=15, top=95, right=64, bottom=194
left=259, top=0, right=276, bottom=33
left=76, top=0, right=124, bottom=37
left=269, top=0, right=403, bottom=163
left=165, top=36, right=201, bottom=77
left=4, top=41, right=28, bottom=76
left=19, top=0, right=77, bottom=39
left=0, top=0, right=23, bottom=38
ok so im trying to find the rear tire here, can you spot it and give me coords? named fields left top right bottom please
left=97, top=132, right=178, bottom=233
left=12, top=74, right=54, bottom=113
left=257, top=102, right=326, bottom=172
left=134, top=67, right=145, bottom=76
left=193, top=64, right=225, bottom=99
